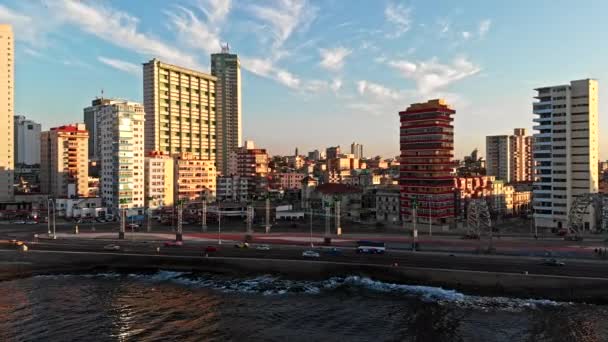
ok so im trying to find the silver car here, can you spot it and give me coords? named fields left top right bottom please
left=302, top=250, right=320, bottom=258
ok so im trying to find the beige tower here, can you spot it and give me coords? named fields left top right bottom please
left=143, top=59, right=217, bottom=162
left=0, top=25, right=14, bottom=201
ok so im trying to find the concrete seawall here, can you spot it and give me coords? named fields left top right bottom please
left=2, top=251, right=607, bottom=303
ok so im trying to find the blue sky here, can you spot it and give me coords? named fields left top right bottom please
left=2, top=0, right=608, bottom=159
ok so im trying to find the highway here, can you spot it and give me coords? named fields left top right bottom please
left=4, top=237, right=608, bottom=279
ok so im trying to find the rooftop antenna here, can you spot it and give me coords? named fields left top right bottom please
left=101, top=89, right=104, bottom=99
left=221, top=42, right=230, bottom=53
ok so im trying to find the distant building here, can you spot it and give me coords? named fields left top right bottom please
left=325, top=146, right=341, bottom=160
left=40, top=124, right=89, bottom=198
left=375, top=185, right=400, bottom=223
left=0, top=25, right=14, bottom=201
left=228, top=141, right=268, bottom=177
left=144, top=151, right=174, bottom=209
left=14, top=115, right=41, bottom=166
left=211, top=48, right=242, bottom=176
left=98, top=100, right=145, bottom=214
left=400, top=99, right=456, bottom=225
left=143, top=58, right=217, bottom=160
left=308, top=150, right=320, bottom=161
left=533, top=79, right=599, bottom=231
left=350, top=142, right=364, bottom=159
left=216, top=175, right=252, bottom=202
left=174, top=152, right=216, bottom=202
left=486, top=128, right=532, bottom=183
left=275, top=172, right=305, bottom=190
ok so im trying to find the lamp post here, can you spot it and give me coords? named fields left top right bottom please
left=201, top=191, right=207, bottom=232
left=118, top=198, right=127, bottom=239
left=146, top=196, right=154, bottom=233
left=218, top=201, right=222, bottom=245
left=309, top=207, right=314, bottom=247
left=428, top=195, right=433, bottom=238
left=176, top=199, right=184, bottom=241
left=47, top=198, right=56, bottom=239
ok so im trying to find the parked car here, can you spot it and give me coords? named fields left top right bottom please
left=324, top=247, right=342, bottom=256
left=302, top=250, right=320, bottom=258
left=25, top=220, right=38, bottom=225
left=542, top=258, right=565, bottom=267
left=12, top=220, right=26, bottom=225
left=256, top=244, right=271, bottom=251
left=234, top=242, right=250, bottom=249
left=103, top=244, right=121, bottom=251
left=163, top=240, right=183, bottom=247
left=205, top=245, right=218, bottom=253
left=127, top=223, right=141, bottom=231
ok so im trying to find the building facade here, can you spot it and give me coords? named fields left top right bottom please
left=84, top=98, right=125, bottom=160
left=216, top=175, right=252, bottom=202
left=399, top=99, right=455, bottom=225
left=174, top=152, right=216, bottom=202
left=533, top=79, right=599, bottom=230
left=375, top=185, right=400, bottom=223
left=144, top=151, right=174, bottom=209
left=98, top=101, right=145, bottom=213
left=326, top=146, right=341, bottom=160
left=143, top=58, right=217, bottom=160
left=211, top=48, right=242, bottom=176
left=486, top=128, right=532, bottom=183
left=40, top=124, right=89, bottom=198
left=227, top=141, right=269, bottom=177
left=350, top=142, right=364, bottom=159
left=14, top=115, right=41, bottom=166
left=0, top=25, right=14, bottom=201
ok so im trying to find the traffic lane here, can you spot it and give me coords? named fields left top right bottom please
left=11, top=241, right=608, bottom=279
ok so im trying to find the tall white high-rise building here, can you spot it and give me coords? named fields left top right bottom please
left=350, top=142, right=364, bottom=159
left=532, top=79, right=599, bottom=231
left=84, top=98, right=125, bottom=160
left=211, top=47, right=241, bottom=176
left=14, top=115, right=41, bottom=166
left=0, top=25, right=14, bottom=201
left=98, top=100, right=145, bottom=214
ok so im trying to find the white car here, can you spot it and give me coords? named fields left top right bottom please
left=256, top=244, right=271, bottom=251
left=103, top=244, right=121, bottom=251
left=25, top=220, right=38, bottom=225
left=302, top=250, right=320, bottom=258
left=12, top=220, right=26, bottom=225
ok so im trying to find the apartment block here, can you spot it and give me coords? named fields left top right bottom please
left=174, top=152, right=216, bottom=202
left=399, top=99, right=456, bottom=225
left=533, top=79, right=599, bottom=230
left=0, top=25, right=14, bottom=201
left=211, top=48, right=242, bottom=176
left=227, top=141, right=268, bottom=177
left=84, top=98, right=125, bottom=160
left=216, top=175, right=252, bottom=202
left=98, top=101, right=145, bottom=214
left=143, top=58, right=217, bottom=160
left=40, top=124, right=89, bottom=198
left=350, top=142, right=364, bottom=159
left=486, top=128, right=533, bottom=183
left=14, top=115, right=41, bottom=166
left=144, top=151, right=174, bottom=209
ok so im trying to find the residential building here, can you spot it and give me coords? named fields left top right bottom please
left=216, top=175, right=252, bottom=202
left=211, top=47, right=242, bottom=176
left=486, top=128, right=532, bottom=183
left=308, top=150, right=320, bottom=161
left=326, top=146, right=341, bottom=159
left=144, top=151, right=174, bottom=209
left=143, top=58, right=217, bottom=161
left=400, top=99, right=456, bottom=225
left=0, top=25, right=14, bottom=201
left=533, top=79, right=599, bottom=231
left=327, top=154, right=363, bottom=171
left=376, top=185, right=400, bottom=223
left=98, top=101, right=145, bottom=214
left=14, top=115, right=41, bottom=166
left=84, top=97, right=125, bottom=160
left=275, top=172, right=305, bottom=190
left=490, top=180, right=531, bottom=216
left=40, top=124, right=89, bottom=198
left=227, top=141, right=268, bottom=177
left=174, top=152, right=216, bottom=202
left=350, top=142, right=364, bottom=159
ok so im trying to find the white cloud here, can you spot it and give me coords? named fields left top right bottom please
left=98, top=56, right=140, bottom=75
left=387, top=57, right=481, bottom=95
left=47, top=0, right=203, bottom=70
left=198, top=0, right=231, bottom=25
left=0, top=4, right=46, bottom=45
left=357, top=80, right=401, bottom=100
left=248, top=0, right=318, bottom=50
left=319, top=47, right=351, bottom=72
left=478, top=19, right=491, bottom=38
left=331, top=79, right=342, bottom=92
left=166, top=6, right=223, bottom=56
left=23, top=48, right=42, bottom=57
left=241, top=57, right=301, bottom=88
left=302, top=78, right=343, bottom=93
left=384, top=2, right=412, bottom=38
left=462, top=31, right=471, bottom=40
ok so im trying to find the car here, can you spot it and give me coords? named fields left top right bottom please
left=25, top=220, right=38, bottom=225
left=234, top=242, right=250, bottom=248
left=256, top=244, right=271, bottom=251
left=542, top=258, right=565, bottom=267
left=12, top=220, right=26, bottom=225
left=127, top=223, right=141, bottom=230
left=96, top=217, right=106, bottom=223
left=557, top=228, right=569, bottom=236
left=163, top=240, right=183, bottom=247
left=324, top=247, right=342, bottom=256
left=9, top=239, right=24, bottom=246
left=103, top=244, right=121, bottom=251
left=204, top=245, right=218, bottom=253
left=302, top=250, right=320, bottom=258
left=564, top=235, right=583, bottom=241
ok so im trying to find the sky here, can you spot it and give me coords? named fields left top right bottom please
left=2, top=0, right=608, bottom=159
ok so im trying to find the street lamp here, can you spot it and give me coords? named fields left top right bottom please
left=47, top=198, right=56, bottom=239
left=119, top=198, right=128, bottom=239
left=218, top=201, right=222, bottom=245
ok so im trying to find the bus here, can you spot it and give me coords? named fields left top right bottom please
left=356, top=241, right=386, bottom=254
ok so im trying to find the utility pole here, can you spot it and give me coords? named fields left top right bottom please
left=324, top=206, right=331, bottom=244
left=309, top=207, right=314, bottom=247
left=147, top=198, right=152, bottom=233
left=335, top=200, right=342, bottom=235
left=176, top=200, right=183, bottom=241
left=412, top=196, right=418, bottom=251
left=47, top=198, right=51, bottom=235
left=201, top=196, right=207, bottom=232
left=246, top=204, right=253, bottom=240
left=265, top=197, right=271, bottom=234
left=428, top=196, right=432, bottom=237
left=218, top=202, right=222, bottom=245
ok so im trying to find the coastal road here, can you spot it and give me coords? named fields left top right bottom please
left=4, top=238, right=608, bottom=279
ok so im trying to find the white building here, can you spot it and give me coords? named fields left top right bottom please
left=486, top=128, right=533, bottom=183
left=0, top=25, right=14, bottom=201
left=14, top=115, right=41, bottom=166
left=216, top=175, right=251, bottom=202
left=84, top=98, right=125, bottom=160
left=533, top=79, right=599, bottom=231
left=144, top=151, right=174, bottom=209
left=98, top=101, right=145, bottom=214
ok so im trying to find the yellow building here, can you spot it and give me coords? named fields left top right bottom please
left=0, top=25, right=14, bottom=201
left=174, top=152, right=216, bottom=202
